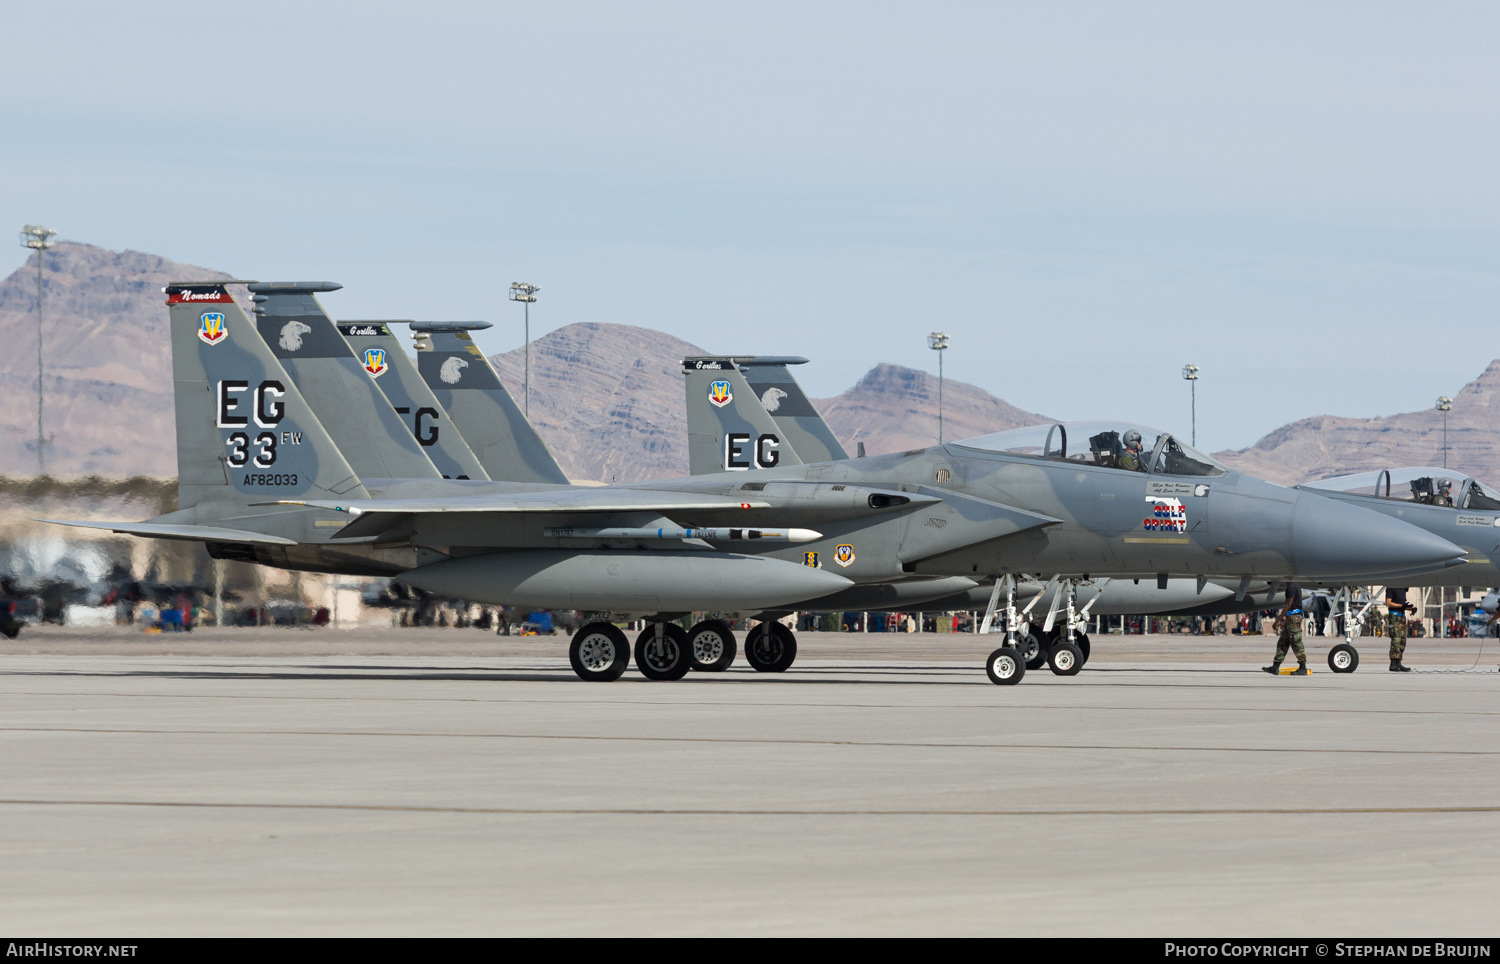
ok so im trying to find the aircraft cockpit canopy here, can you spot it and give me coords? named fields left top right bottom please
left=1302, top=467, right=1500, bottom=511
left=954, top=421, right=1228, bottom=477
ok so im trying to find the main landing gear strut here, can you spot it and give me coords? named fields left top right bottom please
left=978, top=575, right=1108, bottom=685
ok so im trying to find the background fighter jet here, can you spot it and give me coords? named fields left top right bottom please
left=676, top=354, right=1468, bottom=681
left=45, top=281, right=1468, bottom=686
left=681, top=354, right=1258, bottom=669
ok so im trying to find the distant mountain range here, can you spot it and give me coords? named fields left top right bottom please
left=1, top=241, right=1495, bottom=488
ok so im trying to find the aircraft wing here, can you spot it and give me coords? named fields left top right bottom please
left=38, top=519, right=298, bottom=546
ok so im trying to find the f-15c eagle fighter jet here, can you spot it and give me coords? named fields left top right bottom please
left=44, top=281, right=1468, bottom=686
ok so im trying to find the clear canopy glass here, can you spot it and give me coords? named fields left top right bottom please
left=954, top=421, right=1227, bottom=477
left=1303, top=466, right=1500, bottom=510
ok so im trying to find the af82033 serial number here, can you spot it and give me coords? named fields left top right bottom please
left=240, top=473, right=299, bottom=487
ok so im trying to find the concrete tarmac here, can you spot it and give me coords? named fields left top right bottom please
left=2, top=626, right=1498, bottom=936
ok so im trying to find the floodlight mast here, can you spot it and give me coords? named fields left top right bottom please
left=20, top=225, right=56, bottom=475
left=1182, top=364, right=1200, bottom=447
left=1437, top=396, right=1453, bottom=468
left=928, top=332, right=950, bottom=443
left=509, top=282, right=540, bottom=418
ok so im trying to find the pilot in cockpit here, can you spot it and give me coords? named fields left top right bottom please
left=1118, top=430, right=1148, bottom=472
left=1434, top=478, right=1456, bottom=507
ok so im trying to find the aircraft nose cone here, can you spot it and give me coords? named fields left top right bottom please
left=1293, top=493, right=1466, bottom=580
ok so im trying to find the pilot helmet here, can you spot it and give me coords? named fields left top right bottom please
left=1438, top=478, right=1453, bottom=493
left=1123, top=429, right=1142, bottom=449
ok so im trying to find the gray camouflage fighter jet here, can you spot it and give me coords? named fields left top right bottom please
left=681, top=354, right=1266, bottom=672
left=1288, top=466, right=1500, bottom=669
left=676, top=355, right=1468, bottom=681
left=45, top=281, right=1468, bottom=687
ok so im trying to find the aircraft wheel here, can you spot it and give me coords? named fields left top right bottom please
left=1074, top=632, right=1091, bottom=666
left=687, top=620, right=736, bottom=672
left=1020, top=629, right=1049, bottom=670
left=635, top=623, right=692, bottom=681
left=569, top=622, right=630, bottom=682
left=1328, top=643, right=1359, bottom=674
left=1049, top=640, right=1083, bottom=676
left=985, top=647, right=1025, bottom=685
left=744, top=622, right=797, bottom=672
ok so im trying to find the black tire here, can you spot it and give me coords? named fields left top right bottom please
left=0, top=625, right=19, bottom=640
left=1020, top=629, right=1049, bottom=670
left=634, top=623, right=692, bottom=681
left=1049, top=640, right=1083, bottom=676
left=1074, top=632, right=1090, bottom=666
left=1328, top=643, right=1359, bottom=674
left=985, top=647, right=1026, bottom=685
left=687, top=620, right=736, bottom=672
left=744, top=622, right=797, bottom=672
left=568, top=622, right=630, bottom=682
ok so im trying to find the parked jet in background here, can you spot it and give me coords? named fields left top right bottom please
left=677, top=354, right=1468, bottom=681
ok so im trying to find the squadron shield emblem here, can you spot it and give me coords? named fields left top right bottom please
left=709, top=380, right=733, bottom=408
left=197, top=312, right=227, bottom=345
left=834, top=545, right=855, bottom=567
left=361, top=348, right=388, bottom=378
left=803, top=551, right=820, bottom=568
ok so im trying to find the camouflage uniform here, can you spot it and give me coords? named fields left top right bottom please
left=1274, top=613, right=1306, bottom=666
left=1387, top=610, right=1408, bottom=660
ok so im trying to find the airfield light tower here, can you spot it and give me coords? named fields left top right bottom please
left=509, top=282, right=540, bottom=418
left=20, top=225, right=57, bottom=475
left=1182, top=364, right=1200, bottom=447
left=928, top=332, right=950, bottom=444
left=1437, top=396, right=1453, bottom=468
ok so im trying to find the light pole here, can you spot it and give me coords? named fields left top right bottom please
left=509, top=282, right=540, bottom=418
left=928, top=332, right=949, bottom=443
left=1181, top=364, right=1199, bottom=447
left=1437, top=396, right=1452, bottom=468
left=20, top=225, right=56, bottom=474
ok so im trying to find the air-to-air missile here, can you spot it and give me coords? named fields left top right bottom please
left=47, top=281, right=1467, bottom=686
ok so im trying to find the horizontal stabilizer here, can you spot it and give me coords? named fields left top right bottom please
left=40, top=519, right=298, bottom=546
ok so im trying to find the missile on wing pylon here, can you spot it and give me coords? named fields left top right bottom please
left=543, top=526, right=822, bottom=542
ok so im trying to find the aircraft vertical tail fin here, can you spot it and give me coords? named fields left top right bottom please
left=412, top=324, right=571, bottom=485
left=737, top=356, right=849, bottom=463
left=682, top=357, right=803, bottom=475
left=333, top=320, right=491, bottom=481
left=164, top=281, right=369, bottom=533
left=247, top=283, right=441, bottom=481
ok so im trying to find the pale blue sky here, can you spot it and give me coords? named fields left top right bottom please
left=4, top=2, right=1497, bottom=451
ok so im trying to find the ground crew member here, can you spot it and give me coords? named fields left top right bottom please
left=1119, top=430, right=1147, bottom=472
left=1387, top=587, right=1415, bottom=671
left=1262, top=581, right=1308, bottom=676
left=1434, top=479, right=1456, bottom=507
